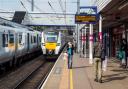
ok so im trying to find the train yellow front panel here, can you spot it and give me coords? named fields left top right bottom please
left=45, top=43, right=56, bottom=50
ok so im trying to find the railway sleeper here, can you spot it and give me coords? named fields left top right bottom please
left=16, top=57, right=23, bottom=67
left=0, top=64, right=6, bottom=74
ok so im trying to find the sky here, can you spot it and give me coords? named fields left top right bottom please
left=0, top=0, right=94, bottom=25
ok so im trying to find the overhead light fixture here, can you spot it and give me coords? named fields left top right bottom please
left=118, top=2, right=128, bottom=10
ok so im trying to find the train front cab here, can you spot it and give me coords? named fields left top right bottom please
left=41, top=31, right=61, bottom=59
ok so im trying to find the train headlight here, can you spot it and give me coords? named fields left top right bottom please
left=57, top=43, right=60, bottom=46
left=48, top=50, right=53, bottom=54
left=42, top=43, right=45, bottom=46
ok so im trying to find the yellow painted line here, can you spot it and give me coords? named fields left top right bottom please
left=70, top=69, right=73, bottom=89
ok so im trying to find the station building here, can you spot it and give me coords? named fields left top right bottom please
left=92, top=0, right=128, bottom=57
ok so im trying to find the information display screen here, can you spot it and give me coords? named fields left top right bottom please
left=75, top=14, right=97, bottom=24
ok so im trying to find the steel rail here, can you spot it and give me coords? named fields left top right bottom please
left=13, top=60, right=46, bottom=89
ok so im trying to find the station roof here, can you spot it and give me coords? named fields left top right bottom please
left=27, top=24, right=75, bottom=27
left=99, top=0, right=128, bottom=28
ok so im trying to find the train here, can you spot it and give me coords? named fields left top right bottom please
left=41, top=31, right=67, bottom=59
left=0, top=18, right=42, bottom=68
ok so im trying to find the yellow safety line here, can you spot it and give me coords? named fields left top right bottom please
left=70, top=69, right=73, bottom=89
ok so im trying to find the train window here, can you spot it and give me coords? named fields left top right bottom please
left=19, top=34, right=22, bottom=44
left=9, top=34, right=14, bottom=44
left=31, top=36, right=33, bottom=43
left=39, top=37, right=41, bottom=42
left=34, top=36, right=36, bottom=43
left=46, top=36, right=57, bottom=42
left=2, top=34, right=8, bottom=47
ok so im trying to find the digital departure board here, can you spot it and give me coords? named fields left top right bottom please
left=75, top=14, right=97, bottom=24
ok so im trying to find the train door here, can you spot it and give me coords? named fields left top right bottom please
left=15, top=33, right=18, bottom=54
left=37, top=34, right=39, bottom=47
left=27, top=33, right=30, bottom=51
left=18, top=32, right=24, bottom=53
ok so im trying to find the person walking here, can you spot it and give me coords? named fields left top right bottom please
left=67, top=42, right=74, bottom=69
left=93, top=41, right=105, bottom=83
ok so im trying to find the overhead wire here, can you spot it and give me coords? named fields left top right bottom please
left=26, top=0, right=75, bottom=25
left=0, top=0, right=75, bottom=25
left=25, top=0, right=75, bottom=25
left=48, top=1, right=66, bottom=24
left=48, top=1, right=59, bottom=18
left=26, top=0, right=56, bottom=24
left=19, top=0, right=33, bottom=20
left=48, top=0, right=67, bottom=23
left=58, top=0, right=65, bottom=13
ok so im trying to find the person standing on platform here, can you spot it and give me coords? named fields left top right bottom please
left=93, top=41, right=105, bottom=83
left=120, top=39, right=127, bottom=67
left=67, top=42, right=74, bottom=69
left=126, top=49, right=128, bottom=68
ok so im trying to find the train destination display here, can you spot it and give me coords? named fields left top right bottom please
left=75, top=14, right=97, bottom=24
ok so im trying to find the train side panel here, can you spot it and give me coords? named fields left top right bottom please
left=0, top=26, right=15, bottom=64
left=0, top=25, right=42, bottom=67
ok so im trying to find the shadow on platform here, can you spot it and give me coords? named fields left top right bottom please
left=102, top=69, right=128, bottom=83
left=103, top=76, right=127, bottom=83
left=72, top=66, right=91, bottom=69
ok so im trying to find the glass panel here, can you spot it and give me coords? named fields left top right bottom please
left=2, top=34, right=8, bottom=47
left=31, top=36, right=33, bottom=43
left=46, top=36, right=57, bottom=42
left=9, top=34, right=14, bottom=44
left=19, top=34, right=22, bottom=44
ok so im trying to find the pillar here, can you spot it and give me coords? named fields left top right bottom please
left=89, top=24, right=93, bottom=64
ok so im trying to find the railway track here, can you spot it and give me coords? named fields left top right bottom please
left=0, top=55, right=55, bottom=89
left=15, top=62, right=54, bottom=89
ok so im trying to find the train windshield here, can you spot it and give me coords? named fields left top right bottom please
left=46, top=36, right=57, bottom=42
left=45, top=31, right=58, bottom=42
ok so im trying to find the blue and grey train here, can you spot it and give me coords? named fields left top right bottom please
left=0, top=18, right=41, bottom=67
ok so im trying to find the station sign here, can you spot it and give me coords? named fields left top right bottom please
left=75, top=6, right=98, bottom=24
left=75, top=14, right=97, bottom=24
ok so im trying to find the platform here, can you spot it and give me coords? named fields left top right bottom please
left=41, top=53, right=128, bottom=89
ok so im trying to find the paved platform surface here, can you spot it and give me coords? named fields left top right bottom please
left=41, top=53, right=128, bottom=89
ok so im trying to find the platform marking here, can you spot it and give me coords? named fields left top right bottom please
left=54, top=67, right=62, bottom=74
left=70, top=69, right=73, bottom=89
left=41, top=53, right=63, bottom=89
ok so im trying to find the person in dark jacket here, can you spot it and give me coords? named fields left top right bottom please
left=93, top=41, right=105, bottom=83
left=67, top=42, right=74, bottom=69
left=120, top=39, right=127, bottom=67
